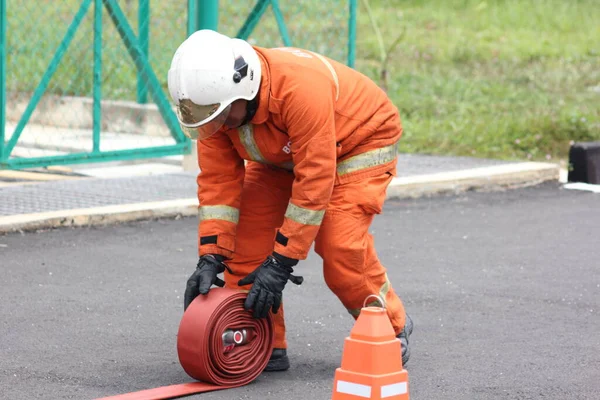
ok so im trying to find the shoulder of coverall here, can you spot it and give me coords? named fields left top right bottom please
left=249, top=46, right=338, bottom=126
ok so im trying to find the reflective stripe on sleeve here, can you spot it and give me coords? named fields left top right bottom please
left=337, top=142, right=398, bottom=176
left=284, top=203, right=325, bottom=226
left=198, top=205, right=240, bottom=223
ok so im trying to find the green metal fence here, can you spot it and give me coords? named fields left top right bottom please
left=0, top=0, right=357, bottom=170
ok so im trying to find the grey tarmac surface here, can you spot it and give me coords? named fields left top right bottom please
left=1, top=182, right=599, bottom=400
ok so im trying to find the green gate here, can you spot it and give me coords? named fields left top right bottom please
left=0, top=0, right=357, bottom=170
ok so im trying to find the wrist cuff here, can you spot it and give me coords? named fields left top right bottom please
left=273, top=251, right=298, bottom=268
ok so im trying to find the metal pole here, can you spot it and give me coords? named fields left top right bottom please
left=93, top=0, right=103, bottom=153
left=348, top=0, right=357, bottom=68
left=236, top=0, right=269, bottom=40
left=137, top=0, right=149, bottom=104
left=187, top=0, right=197, bottom=36
left=2, top=144, right=189, bottom=170
left=103, top=0, right=188, bottom=145
left=0, top=0, right=7, bottom=161
left=271, top=0, right=291, bottom=47
left=196, top=0, right=219, bottom=31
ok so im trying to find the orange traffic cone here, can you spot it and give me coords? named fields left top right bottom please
left=331, top=295, right=409, bottom=400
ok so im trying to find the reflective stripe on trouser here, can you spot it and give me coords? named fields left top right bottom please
left=222, top=163, right=406, bottom=346
left=347, top=274, right=391, bottom=317
left=314, top=172, right=406, bottom=335
left=337, top=142, right=398, bottom=176
left=221, top=162, right=294, bottom=349
left=238, top=124, right=397, bottom=176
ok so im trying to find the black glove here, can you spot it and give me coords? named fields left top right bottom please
left=237, top=252, right=303, bottom=319
left=184, top=254, right=230, bottom=311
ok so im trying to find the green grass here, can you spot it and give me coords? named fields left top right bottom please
left=356, top=0, right=600, bottom=161
left=5, top=0, right=600, bottom=161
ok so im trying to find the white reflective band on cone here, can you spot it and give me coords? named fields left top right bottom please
left=336, top=381, right=372, bottom=398
left=381, top=382, right=408, bottom=398
left=335, top=381, right=408, bottom=398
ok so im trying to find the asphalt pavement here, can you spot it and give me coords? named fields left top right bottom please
left=1, top=182, right=599, bottom=400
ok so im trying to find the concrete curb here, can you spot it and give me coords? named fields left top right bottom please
left=0, top=162, right=560, bottom=234
left=7, top=93, right=169, bottom=136
left=0, top=199, right=198, bottom=234
left=387, top=162, right=560, bottom=199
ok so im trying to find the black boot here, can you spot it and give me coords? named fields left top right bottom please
left=397, top=314, right=413, bottom=366
left=264, top=348, right=290, bottom=372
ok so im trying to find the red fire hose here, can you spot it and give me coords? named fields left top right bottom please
left=96, top=288, right=274, bottom=400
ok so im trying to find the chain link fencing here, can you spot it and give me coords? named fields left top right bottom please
left=219, top=0, right=354, bottom=65
left=1, top=0, right=355, bottom=170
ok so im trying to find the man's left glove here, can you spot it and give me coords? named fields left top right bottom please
left=238, top=252, right=303, bottom=319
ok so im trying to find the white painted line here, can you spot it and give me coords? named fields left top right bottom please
left=563, top=182, right=600, bottom=193
left=336, top=381, right=372, bottom=398
left=0, top=198, right=198, bottom=233
left=381, top=382, right=408, bottom=397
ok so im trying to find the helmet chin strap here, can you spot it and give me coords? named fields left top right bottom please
left=238, top=96, right=259, bottom=127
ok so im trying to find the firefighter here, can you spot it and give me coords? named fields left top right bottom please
left=168, top=29, right=413, bottom=372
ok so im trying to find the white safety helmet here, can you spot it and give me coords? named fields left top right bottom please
left=168, top=29, right=262, bottom=140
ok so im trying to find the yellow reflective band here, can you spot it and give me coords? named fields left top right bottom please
left=347, top=275, right=390, bottom=317
left=239, top=124, right=294, bottom=171
left=284, top=203, right=325, bottom=226
left=238, top=124, right=267, bottom=163
left=337, top=143, right=398, bottom=176
left=198, top=205, right=240, bottom=223
left=309, top=51, right=340, bottom=101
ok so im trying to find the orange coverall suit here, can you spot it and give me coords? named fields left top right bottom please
left=196, top=46, right=406, bottom=349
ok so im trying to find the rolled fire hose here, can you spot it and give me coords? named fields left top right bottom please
left=96, top=288, right=274, bottom=400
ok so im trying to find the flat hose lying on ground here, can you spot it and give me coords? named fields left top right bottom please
left=95, top=288, right=274, bottom=400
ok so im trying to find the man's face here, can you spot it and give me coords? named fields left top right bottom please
left=224, top=100, right=248, bottom=129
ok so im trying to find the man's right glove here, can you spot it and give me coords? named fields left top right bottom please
left=184, top=254, right=230, bottom=311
